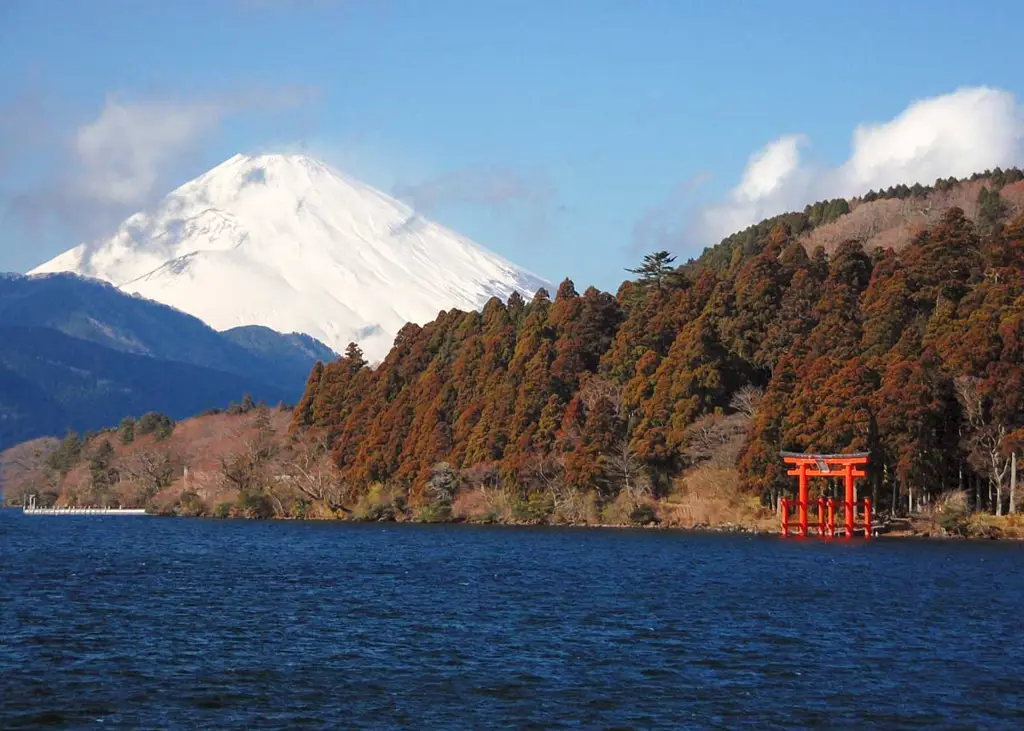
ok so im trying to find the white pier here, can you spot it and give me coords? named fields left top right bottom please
left=22, top=495, right=148, bottom=515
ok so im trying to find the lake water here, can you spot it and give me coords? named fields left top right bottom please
left=2, top=510, right=1023, bottom=729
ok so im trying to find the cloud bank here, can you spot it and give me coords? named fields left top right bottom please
left=2, top=85, right=316, bottom=246
left=694, top=86, right=1024, bottom=246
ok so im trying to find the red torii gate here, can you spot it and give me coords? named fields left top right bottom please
left=779, top=451, right=872, bottom=538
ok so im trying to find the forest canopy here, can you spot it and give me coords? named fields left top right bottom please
left=9, top=169, right=1023, bottom=530
left=292, top=173, right=1024, bottom=520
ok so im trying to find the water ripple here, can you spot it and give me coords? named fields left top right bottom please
left=2, top=514, right=1024, bottom=729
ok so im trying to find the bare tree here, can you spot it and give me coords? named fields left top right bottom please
left=956, top=376, right=1012, bottom=516
left=427, top=462, right=458, bottom=504
left=602, top=437, right=651, bottom=503
left=683, top=413, right=748, bottom=468
left=1, top=439, right=59, bottom=505
left=729, top=384, right=764, bottom=419
left=1011, top=452, right=1018, bottom=516
left=121, top=447, right=178, bottom=503
left=281, top=433, right=350, bottom=512
left=525, top=453, right=592, bottom=524
left=221, top=434, right=286, bottom=516
left=579, top=377, right=626, bottom=418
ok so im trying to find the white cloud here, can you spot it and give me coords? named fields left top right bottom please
left=694, top=86, right=1024, bottom=245
left=3, top=85, right=316, bottom=244
left=70, top=95, right=227, bottom=207
left=733, top=134, right=807, bottom=202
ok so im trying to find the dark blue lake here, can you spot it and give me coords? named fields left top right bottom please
left=2, top=510, right=1023, bottom=729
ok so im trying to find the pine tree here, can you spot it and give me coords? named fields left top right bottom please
left=45, top=431, right=83, bottom=476
left=626, top=251, right=680, bottom=291
left=89, top=440, right=119, bottom=492
left=119, top=416, right=136, bottom=445
left=344, top=342, right=367, bottom=370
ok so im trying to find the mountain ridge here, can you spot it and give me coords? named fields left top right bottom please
left=0, top=325, right=294, bottom=451
left=0, top=272, right=336, bottom=450
left=0, top=272, right=337, bottom=385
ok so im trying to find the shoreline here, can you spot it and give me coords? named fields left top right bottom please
left=6, top=503, right=1022, bottom=540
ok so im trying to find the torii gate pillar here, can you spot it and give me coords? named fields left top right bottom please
left=797, top=460, right=809, bottom=537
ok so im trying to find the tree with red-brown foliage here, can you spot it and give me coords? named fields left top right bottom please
left=284, top=194, right=1024, bottom=523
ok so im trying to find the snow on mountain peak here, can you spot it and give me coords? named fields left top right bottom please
left=30, top=153, right=550, bottom=362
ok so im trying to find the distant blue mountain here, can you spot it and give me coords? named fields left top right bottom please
left=0, top=273, right=338, bottom=450
left=0, top=326, right=297, bottom=450
left=0, top=273, right=336, bottom=386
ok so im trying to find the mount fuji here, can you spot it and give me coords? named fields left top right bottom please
left=30, top=153, right=550, bottom=362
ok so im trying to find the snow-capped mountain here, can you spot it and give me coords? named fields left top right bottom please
left=30, top=153, right=549, bottom=362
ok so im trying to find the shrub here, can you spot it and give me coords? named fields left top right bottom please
left=600, top=491, right=636, bottom=525
left=213, top=501, right=234, bottom=519
left=935, top=490, right=971, bottom=537
left=511, top=491, right=554, bottom=523
left=353, top=483, right=405, bottom=522
left=290, top=498, right=312, bottom=519
left=415, top=501, right=452, bottom=523
left=629, top=502, right=659, bottom=526
left=176, top=491, right=206, bottom=517
left=236, top=492, right=275, bottom=519
left=137, top=412, right=175, bottom=440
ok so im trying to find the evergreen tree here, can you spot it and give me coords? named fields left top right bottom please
left=89, top=440, right=119, bottom=492
left=137, top=412, right=175, bottom=440
left=291, top=361, right=324, bottom=430
left=344, top=342, right=367, bottom=370
left=977, top=186, right=1006, bottom=233
left=626, top=251, right=681, bottom=291
left=44, top=431, right=83, bottom=476
left=119, top=416, right=136, bottom=445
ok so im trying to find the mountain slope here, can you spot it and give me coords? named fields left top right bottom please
left=220, top=325, right=337, bottom=377
left=0, top=272, right=336, bottom=391
left=284, top=181, right=1023, bottom=516
left=30, top=153, right=550, bottom=361
left=11, top=170, right=1024, bottom=529
left=0, top=326, right=293, bottom=451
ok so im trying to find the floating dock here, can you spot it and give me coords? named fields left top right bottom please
left=21, top=496, right=148, bottom=516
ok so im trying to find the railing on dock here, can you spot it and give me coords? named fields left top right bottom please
left=22, top=495, right=148, bottom=516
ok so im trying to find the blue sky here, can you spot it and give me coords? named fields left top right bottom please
left=3, top=0, right=1024, bottom=292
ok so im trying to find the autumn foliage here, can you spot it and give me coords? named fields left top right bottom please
left=292, top=176, right=1024, bottom=518
left=6, top=171, right=1023, bottom=526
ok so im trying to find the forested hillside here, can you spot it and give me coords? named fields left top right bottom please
left=292, top=172, right=1024, bottom=520
left=0, top=273, right=336, bottom=450
left=7, top=170, right=1023, bottom=534
left=0, top=326, right=293, bottom=450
